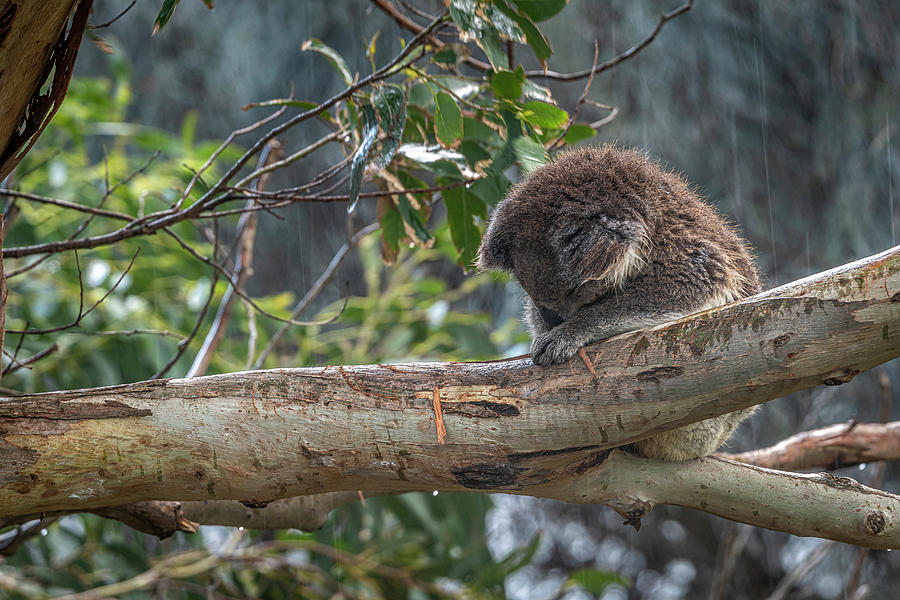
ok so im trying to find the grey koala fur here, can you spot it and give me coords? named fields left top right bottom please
left=477, top=145, right=761, bottom=461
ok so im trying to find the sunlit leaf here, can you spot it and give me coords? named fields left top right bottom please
left=301, top=38, right=354, bottom=85
left=492, top=0, right=553, bottom=62
left=521, top=101, right=568, bottom=128
left=564, top=123, right=596, bottom=145
left=431, top=76, right=482, bottom=100
left=522, top=80, right=555, bottom=103
left=476, top=25, right=508, bottom=71
left=348, top=105, right=378, bottom=214
left=491, top=67, right=525, bottom=99
left=512, top=136, right=548, bottom=172
left=434, top=92, right=463, bottom=148
left=372, top=84, right=407, bottom=168
left=152, top=0, right=180, bottom=35
left=482, top=3, right=526, bottom=42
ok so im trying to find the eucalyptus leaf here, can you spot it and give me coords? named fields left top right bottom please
left=512, top=136, right=548, bottom=173
left=348, top=105, right=379, bottom=214
left=301, top=38, right=354, bottom=86
left=491, top=67, right=526, bottom=99
left=513, top=0, right=569, bottom=22
left=492, top=0, right=553, bottom=61
left=152, top=0, right=180, bottom=34
left=434, top=92, right=463, bottom=148
left=521, top=101, right=569, bottom=128
left=564, top=123, right=597, bottom=145
left=396, top=196, right=431, bottom=242
left=477, top=25, right=508, bottom=71
left=372, top=84, right=407, bottom=169
left=443, top=182, right=486, bottom=270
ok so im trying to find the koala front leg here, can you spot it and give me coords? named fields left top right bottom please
left=529, top=295, right=682, bottom=366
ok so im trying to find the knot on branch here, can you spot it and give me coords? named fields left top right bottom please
left=865, top=511, right=887, bottom=535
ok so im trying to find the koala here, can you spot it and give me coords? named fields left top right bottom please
left=477, top=145, right=761, bottom=461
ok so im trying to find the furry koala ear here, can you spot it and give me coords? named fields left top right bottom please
left=570, top=217, right=649, bottom=288
left=477, top=216, right=515, bottom=272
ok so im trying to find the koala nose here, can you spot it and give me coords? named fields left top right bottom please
left=538, top=306, right=565, bottom=328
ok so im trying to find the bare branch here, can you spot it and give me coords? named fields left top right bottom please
left=252, top=222, right=380, bottom=368
left=725, top=421, right=900, bottom=471
left=525, top=0, right=694, bottom=81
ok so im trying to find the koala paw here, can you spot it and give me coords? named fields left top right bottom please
left=531, top=328, right=582, bottom=366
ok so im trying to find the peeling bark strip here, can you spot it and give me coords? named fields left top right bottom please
left=1, top=247, right=900, bottom=547
left=0, top=0, right=93, bottom=180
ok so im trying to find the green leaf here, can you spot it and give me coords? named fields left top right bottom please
left=241, top=99, right=321, bottom=112
left=564, top=123, right=596, bottom=145
left=482, top=4, right=526, bottom=42
left=448, top=0, right=478, bottom=32
left=396, top=196, right=431, bottom=242
left=521, top=101, right=569, bottom=128
left=443, top=182, right=486, bottom=270
left=492, top=0, right=553, bottom=62
left=431, top=44, right=471, bottom=67
left=512, top=136, right=548, bottom=173
left=459, top=140, right=491, bottom=168
left=379, top=201, right=403, bottom=252
left=491, top=67, right=526, bottom=100
left=477, top=26, right=508, bottom=71
left=371, top=84, right=407, bottom=168
left=513, top=0, right=569, bottom=22
left=434, top=92, right=463, bottom=148
left=462, top=116, right=495, bottom=142
left=301, top=38, right=354, bottom=85
left=470, top=174, right=510, bottom=206
left=348, top=105, right=379, bottom=214
left=152, top=0, right=180, bottom=34
left=431, top=76, right=482, bottom=100
left=522, top=80, right=554, bottom=103
left=566, top=568, right=629, bottom=594
left=408, top=83, right=434, bottom=109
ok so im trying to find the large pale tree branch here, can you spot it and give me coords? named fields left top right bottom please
left=2, top=246, right=900, bottom=547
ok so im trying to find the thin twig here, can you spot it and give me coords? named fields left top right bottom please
left=252, top=223, right=379, bottom=369
left=90, top=1, right=137, bottom=30
left=549, top=41, right=600, bottom=151
left=525, top=0, right=694, bottom=81
left=1, top=344, right=59, bottom=376
left=187, top=141, right=281, bottom=378
left=2, top=13, right=447, bottom=260
left=5, top=248, right=140, bottom=335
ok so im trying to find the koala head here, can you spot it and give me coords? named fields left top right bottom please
left=478, top=146, right=654, bottom=321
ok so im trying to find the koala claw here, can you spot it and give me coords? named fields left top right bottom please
left=530, top=329, right=581, bottom=366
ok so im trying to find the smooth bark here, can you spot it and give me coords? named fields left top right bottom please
left=2, top=246, right=900, bottom=547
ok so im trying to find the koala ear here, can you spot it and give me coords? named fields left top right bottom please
left=477, top=216, right=514, bottom=272
left=570, top=217, right=649, bottom=288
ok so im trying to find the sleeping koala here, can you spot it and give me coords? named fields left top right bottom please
left=477, top=145, right=760, bottom=461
